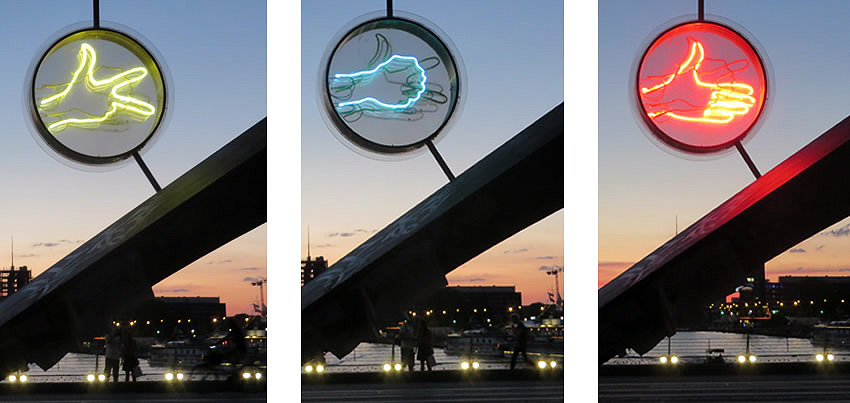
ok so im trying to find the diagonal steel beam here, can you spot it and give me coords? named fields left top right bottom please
left=302, top=104, right=564, bottom=362
left=0, top=118, right=266, bottom=374
left=599, top=114, right=850, bottom=363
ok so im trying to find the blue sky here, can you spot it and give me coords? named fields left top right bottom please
left=0, top=1, right=266, bottom=314
left=302, top=0, right=564, bottom=303
left=600, top=0, right=850, bottom=285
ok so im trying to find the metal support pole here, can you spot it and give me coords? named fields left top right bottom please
left=387, top=0, right=393, bottom=17
left=133, top=152, right=162, bottom=192
left=735, top=142, right=762, bottom=179
left=93, top=0, right=100, bottom=28
left=698, top=0, right=704, bottom=20
left=426, top=140, right=455, bottom=182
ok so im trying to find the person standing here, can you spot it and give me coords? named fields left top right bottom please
left=104, top=328, right=121, bottom=382
left=399, top=320, right=417, bottom=371
left=416, top=320, right=434, bottom=371
left=510, top=316, right=533, bottom=369
left=121, top=331, right=139, bottom=382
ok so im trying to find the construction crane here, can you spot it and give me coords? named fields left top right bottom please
left=546, top=266, right=563, bottom=307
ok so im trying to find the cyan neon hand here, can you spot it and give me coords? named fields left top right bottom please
left=331, top=55, right=427, bottom=112
left=38, top=43, right=155, bottom=133
left=641, top=38, right=756, bottom=124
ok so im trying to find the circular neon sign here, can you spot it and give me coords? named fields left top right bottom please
left=29, top=28, right=167, bottom=167
left=636, top=21, right=767, bottom=154
left=321, top=15, right=462, bottom=158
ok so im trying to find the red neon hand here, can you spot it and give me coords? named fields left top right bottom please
left=641, top=38, right=756, bottom=124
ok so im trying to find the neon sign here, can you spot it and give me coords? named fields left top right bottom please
left=333, top=54, right=427, bottom=111
left=321, top=16, right=462, bottom=158
left=39, top=43, right=155, bottom=133
left=29, top=28, right=167, bottom=167
left=636, top=21, right=767, bottom=154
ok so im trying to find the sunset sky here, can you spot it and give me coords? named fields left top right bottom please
left=0, top=1, right=266, bottom=315
left=301, top=0, right=564, bottom=304
left=600, top=1, right=850, bottom=288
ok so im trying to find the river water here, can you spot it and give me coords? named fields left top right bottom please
left=604, top=330, right=850, bottom=365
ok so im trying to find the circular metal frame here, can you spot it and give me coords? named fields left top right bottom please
left=28, top=26, right=167, bottom=167
left=633, top=19, right=768, bottom=155
left=320, top=13, right=462, bottom=158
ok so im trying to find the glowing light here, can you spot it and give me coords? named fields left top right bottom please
left=659, top=356, right=668, bottom=364
left=242, top=372, right=251, bottom=379
left=393, top=363, right=402, bottom=371
left=333, top=55, right=427, bottom=111
left=549, top=361, right=557, bottom=368
left=7, top=375, right=16, bottom=383
left=87, top=374, right=96, bottom=382
left=737, top=355, right=746, bottom=363
left=383, top=363, right=391, bottom=372
left=255, top=372, right=262, bottom=379
left=304, top=365, right=314, bottom=373
left=828, top=354, right=835, bottom=361
left=537, top=361, right=547, bottom=369
left=670, top=356, right=679, bottom=364
left=176, top=373, right=184, bottom=380
left=748, top=355, right=757, bottom=363
left=472, top=361, right=480, bottom=369
left=817, top=353, right=825, bottom=362
left=642, top=40, right=755, bottom=124
left=316, top=365, right=324, bottom=373
left=165, top=372, right=174, bottom=381
left=460, top=362, right=470, bottom=370
left=38, top=43, right=155, bottom=133
left=18, top=375, right=27, bottom=383
left=98, top=373, right=106, bottom=382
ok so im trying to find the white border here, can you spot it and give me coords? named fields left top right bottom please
left=565, top=0, right=597, bottom=399
left=268, top=0, right=298, bottom=400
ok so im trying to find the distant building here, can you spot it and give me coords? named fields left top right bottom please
left=0, top=266, right=31, bottom=302
left=122, top=296, right=227, bottom=336
left=777, top=276, right=850, bottom=302
left=411, top=286, right=523, bottom=327
left=301, top=256, right=328, bottom=286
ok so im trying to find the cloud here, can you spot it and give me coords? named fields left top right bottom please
left=773, top=266, right=850, bottom=275
left=243, top=276, right=266, bottom=283
left=31, top=239, right=81, bottom=248
left=535, top=256, right=556, bottom=260
left=17, top=253, right=37, bottom=258
left=313, top=243, right=334, bottom=248
left=503, top=248, right=528, bottom=254
left=816, top=245, right=825, bottom=251
left=328, top=232, right=355, bottom=238
left=821, top=223, right=850, bottom=237
left=207, top=259, right=233, bottom=265
left=236, top=267, right=258, bottom=271
left=538, top=264, right=563, bottom=272
left=448, top=275, right=491, bottom=283
left=789, top=248, right=806, bottom=253
left=354, top=229, right=377, bottom=234
left=154, top=287, right=194, bottom=293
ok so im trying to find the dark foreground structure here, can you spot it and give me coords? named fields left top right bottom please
left=302, top=104, right=564, bottom=362
left=599, top=114, right=850, bottom=363
left=0, top=119, right=267, bottom=376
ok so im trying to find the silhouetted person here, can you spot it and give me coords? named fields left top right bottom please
left=398, top=320, right=416, bottom=371
left=222, top=318, right=247, bottom=366
left=416, top=320, right=434, bottom=371
left=510, top=316, right=534, bottom=369
left=104, top=328, right=121, bottom=382
left=121, top=331, right=139, bottom=382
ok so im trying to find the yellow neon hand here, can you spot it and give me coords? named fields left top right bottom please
left=38, top=43, right=155, bottom=133
left=641, top=39, right=756, bottom=124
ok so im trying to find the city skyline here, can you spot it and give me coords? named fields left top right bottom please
left=0, top=1, right=266, bottom=316
left=301, top=0, right=564, bottom=305
left=600, top=1, right=850, bottom=289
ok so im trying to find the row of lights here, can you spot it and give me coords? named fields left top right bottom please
left=164, top=371, right=185, bottom=381
left=7, top=374, right=27, bottom=383
left=304, top=363, right=325, bottom=373
left=737, top=354, right=757, bottom=363
left=86, top=373, right=107, bottom=382
left=241, top=371, right=263, bottom=380
left=816, top=353, right=835, bottom=362
left=659, top=355, right=679, bottom=364
left=537, top=360, right=558, bottom=369
left=382, top=363, right=403, bottom=372
left=460, top=360, right=480, bottom=370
